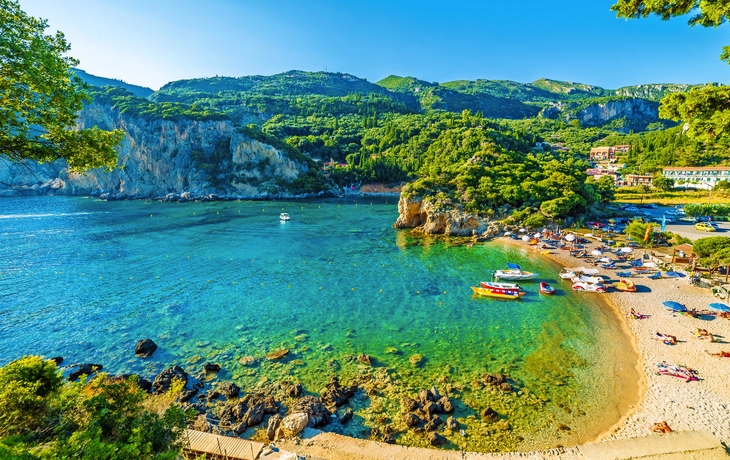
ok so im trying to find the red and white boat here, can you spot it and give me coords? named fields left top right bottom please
left=539, top=282, right=556, bottom=295
left=472, top=281, right=525, bottom=299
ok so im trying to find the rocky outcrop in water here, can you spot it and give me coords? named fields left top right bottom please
left=135, top=338, right=157, bottom=358
left=393, top=194, right=501, bottom=236
left=0, top=101, right=314, bottom=199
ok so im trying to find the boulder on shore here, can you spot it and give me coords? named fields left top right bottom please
left=68, top=363, right=103, bottom=381
left=320, top=376, right=357, bottom=408
left=291, top=396, right=330, bottom=427
left=277, top=412, right=308, bottom=439
left=266, top=414, right=282, bottom=440
left=135, top=338, right=157, bottom=358
left=152, top=366, right=188, bottom=394
left=219, top=382, right=240, bottom=399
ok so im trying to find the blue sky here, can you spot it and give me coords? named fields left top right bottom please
left=20, top=0, right=729, bottom=90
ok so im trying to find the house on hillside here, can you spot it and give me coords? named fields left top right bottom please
left=662, top=166, right=730, bottom=190
left=590, top=147, right=615, bottom=161
left=623, top=174, right=653, bottom=187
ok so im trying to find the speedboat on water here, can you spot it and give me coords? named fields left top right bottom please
left=493, top=263, right=538, bottom=281
left=279, top=212, right=291, bottom=221
left=480, top=281, right=521, bottom=290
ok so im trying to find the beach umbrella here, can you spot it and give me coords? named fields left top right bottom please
left=564, top=234, right=576, bottom=242
left=534, top=232, right=541, bottom=239
left=598, top=257, right=611, bottom=263
left=662, top=300, right=687, bottom=312
left=590, top=250, right=603, bottom=256
left=504, top=232, right=512, bottom=237
left=708, top=303, right=730, bottom=313
left=521, top=235, right=530, bottom=242
left=643, top=262, right=659, bottom=268
left=519, top=228, right=527, bottom=233
left=620, top=247, right=634, bottom=253
left=665, top=271, right=686, bottom=279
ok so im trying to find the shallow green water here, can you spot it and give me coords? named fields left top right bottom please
left=0, top=196, right=633, bottom=451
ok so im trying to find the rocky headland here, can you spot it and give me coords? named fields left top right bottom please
left=0, top=101, right=317, bottom=200
left=393, top=194, right=502, bottom=237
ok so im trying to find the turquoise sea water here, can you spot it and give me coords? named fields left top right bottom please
left=0, top=196, right=635, bottom=452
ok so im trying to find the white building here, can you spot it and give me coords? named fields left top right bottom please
left=662, top=166, right=730, bottom=190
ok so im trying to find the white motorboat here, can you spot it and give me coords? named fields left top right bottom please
left=279, top=212, right=291, bottom=221
left=494, top=263, right=538, bottom=281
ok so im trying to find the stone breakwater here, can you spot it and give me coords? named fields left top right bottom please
left=393, top=194, right=502, bottom=237
left=0, top=101, right=313, bottom=199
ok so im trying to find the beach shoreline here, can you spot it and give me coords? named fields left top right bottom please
left=502, top=234, right=730, bottom=448
left=498, top=235, right=645, bottom=447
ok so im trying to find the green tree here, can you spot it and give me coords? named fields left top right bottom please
left=0, top=0, right=123, bottom=172
left=652, top=175, right=674, bottom=191
left=692, top=236, right=730, bottom=272
left=611, top=0, right=730, bottom=140
left=0, top=356, right=62, bottom=436
left=624, top=219, right=656, bottom=247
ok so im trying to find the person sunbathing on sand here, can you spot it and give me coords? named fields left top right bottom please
left=652, top=331, right=677, bottom=345
left=694, top=327, right=715, bottom=342
left=705, top=350, right=730, bottom=358
left=628, top=308, right=647, bottom=320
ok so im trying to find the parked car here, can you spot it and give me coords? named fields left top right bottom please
left=679, top=216, right=697, bottom=223
left=646, top=204, right=658, bottom=209
left=572, top=281, right=607, bottom=292
left=696, top=216, right=712, bottom=222
left=663, top=215, right=676, bottom=223
left=695, top=222, right=716, bottom=232
left=624, top=206, right=639, bottom=213
left=665, top=209, right=680, bottom=216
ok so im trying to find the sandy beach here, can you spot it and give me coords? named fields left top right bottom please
left=540, top=237, right=730, bottom=445
left=272, top=235, right=730, bottom=459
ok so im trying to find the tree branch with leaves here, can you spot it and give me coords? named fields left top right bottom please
left=611, top=1, right=730, bottom=140
left=0, top=0, right=122, bottom=172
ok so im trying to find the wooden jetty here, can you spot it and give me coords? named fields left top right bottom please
left=181, top=429, right=264, bottom=460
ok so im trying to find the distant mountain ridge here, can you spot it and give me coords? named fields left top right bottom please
left=73, top=68, right=154, bottom=98
left=74, top=68, right=719, bottom=130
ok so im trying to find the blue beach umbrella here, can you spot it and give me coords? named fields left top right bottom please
left=662, top=300, right=687, bottom=312
left=665, top=271, right=686, bottom=279
left=708, top=303, right=730, bottom=313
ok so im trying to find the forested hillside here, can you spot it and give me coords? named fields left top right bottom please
left=76, top=68, right=726, bottom=221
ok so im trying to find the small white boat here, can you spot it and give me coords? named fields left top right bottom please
left=571, top=275, right=604, bottom=284
left=481, top=281, right=521, bottom=290
left=494, top=263, right=538, bottom=281
left=279, top=212, right=291, bottom=221
left=559, top=267, right=599, bottom=279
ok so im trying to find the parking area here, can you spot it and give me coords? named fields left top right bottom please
left=620, top=205, right=728, bottom=242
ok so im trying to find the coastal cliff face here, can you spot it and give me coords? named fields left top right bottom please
left=394, top=194, right=497, bottom=236
left=539, top=97, right=661, bottom=132
left=0, top=102, right=311, bottom=198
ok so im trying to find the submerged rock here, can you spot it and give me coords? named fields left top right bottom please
left=357, top=353, right=372, bottom=365
left=340, top=407, right=353, bottom=425
left=285, top=382, right=303, bottom=397
left=266, top=349, right=289, bottom=360
left=221, top=393, right=279, bottom=428
left=135, top=338, right=157, bottom=358
left=482, top=407, right=499, bottom=423
left=204, top=363, right=221, bottom=372
left=403, top=412, right=421, bottom=428
left=50, top=356, right=64, bottom=365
